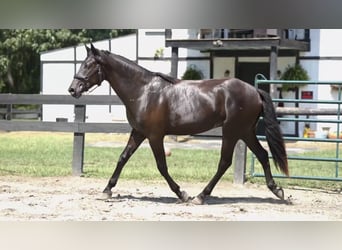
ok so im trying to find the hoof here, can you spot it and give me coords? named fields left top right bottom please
left=180, top=190, right=190, bottom=202
left=97, top=191, right=112, bottom=200
left=272, top=187, right=284, bottom=200
left=191, top=196, right=204, bottom=205
left=176, top=191, right=190, bottom=203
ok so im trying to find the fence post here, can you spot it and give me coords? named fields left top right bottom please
left=72, top=104, right=86, bottom=176
left=234, top=140, right=247, bottom=184
left=6, top=104, right=12, bottom=120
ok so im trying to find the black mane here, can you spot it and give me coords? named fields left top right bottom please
left=154, top=72, right=180, bottom=84
left=103, top=50, right=179, bottom=84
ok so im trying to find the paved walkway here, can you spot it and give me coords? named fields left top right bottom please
left=88, top=136, right=222, bottom=150
left=87, top=136, right=318, bottom=153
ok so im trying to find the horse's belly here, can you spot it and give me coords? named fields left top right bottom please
left=167, top=115, right=222, bottom=135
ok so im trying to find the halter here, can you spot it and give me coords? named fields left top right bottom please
left=73, top=64, right=104, bottom=90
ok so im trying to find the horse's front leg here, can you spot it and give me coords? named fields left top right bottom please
left=148, top=136, right=190, bottom=202
left=101, top=129, right=146, bottom=199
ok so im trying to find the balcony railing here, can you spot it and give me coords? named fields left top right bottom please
left=166, top=29, right=310, bottom=41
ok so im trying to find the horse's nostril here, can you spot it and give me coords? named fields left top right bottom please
left=69, top=87, right=75, bottom=94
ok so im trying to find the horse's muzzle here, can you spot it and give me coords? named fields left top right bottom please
left=68, top=86, right=79, bottom=98
left=68, top=80, right=84, bottom=98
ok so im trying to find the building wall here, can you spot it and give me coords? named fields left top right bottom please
left=297, top=29, right=342, bottom=134
left=41, top=34, right=136, bottom=122
left=41, top=29, right=342, bottom=135
left=41, top=30, right=211, bottom=123
left=137, top=29, right=210, bottom=79
left=210, top=29, right=342, bottom=136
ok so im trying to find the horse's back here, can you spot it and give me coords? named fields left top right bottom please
left=168, top=77, right=262, bottom=116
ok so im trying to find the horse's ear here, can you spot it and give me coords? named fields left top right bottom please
left=85, top=44, right=91, bottom=55
left=90, top=43, right=99, bottom=56
left=89, top=43, right=104, bottom=63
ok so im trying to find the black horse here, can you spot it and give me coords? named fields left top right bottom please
left=68, top=44, right=288, bottom=204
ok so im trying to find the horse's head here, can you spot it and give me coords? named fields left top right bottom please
left=68, top=44, right=104, bottom=98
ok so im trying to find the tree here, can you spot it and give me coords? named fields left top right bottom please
left=0, top=29, right=135, bottom=93
left=181, top=65, right=203, bottom=80
left=280, top=63, right=309, bottom=91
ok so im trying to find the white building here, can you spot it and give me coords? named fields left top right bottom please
left=300, top=30, right=342, bottom=134
left=41, top=33, right=137, bottom=123
left=40, top=29, right=342, bottom=136
left=40, top=29, right=209, bottom=123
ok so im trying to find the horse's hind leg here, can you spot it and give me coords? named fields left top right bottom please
left=243, top=133, right=284, bottom=200
left=101, top=129, right=146, bottom=199
left=192, top=136, right=238, bottom=205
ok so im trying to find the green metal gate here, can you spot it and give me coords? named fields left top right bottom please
left=251, top=74, right=342, bottom=181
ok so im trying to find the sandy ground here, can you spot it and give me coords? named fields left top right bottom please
left=0, top=175, right=341, bottom=221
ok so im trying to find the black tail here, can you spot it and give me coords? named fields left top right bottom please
left=258, top=89, right=289, bottom=176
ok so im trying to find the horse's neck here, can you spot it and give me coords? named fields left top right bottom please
left=104, top=55, right=151, bottom=105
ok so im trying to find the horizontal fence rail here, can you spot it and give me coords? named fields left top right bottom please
left=0, top=94, right=131, bottom=133
left=253, top=74, right=342, bottom=182
left=276, top=107, right=342, bottom=116
left=0, top=120, right=131, bottom=133
left=0, top=94, right=122, bottom=105
left=0, top=94, right=131, bottom=175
